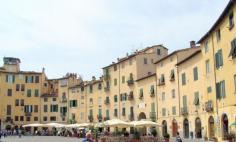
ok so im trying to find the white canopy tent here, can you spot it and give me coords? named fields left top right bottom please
left=104, top=119, right=131, bottom=127
left=44, top=123, right=66, bottom=128
left=22, top=123, right=43, bottom=128
left=129, top=120, right=161, bottom=127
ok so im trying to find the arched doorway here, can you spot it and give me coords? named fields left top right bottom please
left=195, top=117, right=202, bottom=138
left=162, top=120, right=167, bottom=137
left=208, top=116, right=214, bottom=138
left=172, top=119, right=178, bottom=137
left=138, top=112, right=147, bottom=135
left=138, top=112, right=146, bottom=120
left=222, top=114, right=229, bottom=140
left=183, top=119, right=189, bottom=138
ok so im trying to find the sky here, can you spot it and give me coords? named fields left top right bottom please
left=0, top=0, right=229, bottom=80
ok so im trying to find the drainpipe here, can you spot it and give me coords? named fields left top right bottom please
left=176, top=55, right=181, bottom=117
left=118, top=64, right=121, bottom=119
left=155, top=74, right=158, bottom=122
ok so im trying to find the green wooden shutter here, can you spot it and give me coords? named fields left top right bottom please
left=6, top=75, right=8, bottom=82
left=221, top=80, right=226, bottom=98
left=183, top=96, right=187, bottom=107
left=215, top=53, right=219, bottom=69
left=218, top=50, right=223, bottom=66
left=216, top=82, right=221, bottom=99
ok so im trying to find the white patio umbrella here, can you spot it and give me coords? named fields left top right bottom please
left=130, top=120, right=161, bottom=127
left=94, top=122, right=104, bottom=128
left=104, top=119, right=131, bottom=127
left=79, top=123, right=93, bottom=127
left=65, top=123, right=81, bottom=128
left=44, top=123, right=66, bottom=128
left=22, top=123, right=43, bottom=128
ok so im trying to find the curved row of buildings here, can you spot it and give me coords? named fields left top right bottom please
left=0, top=0, right=235, bottom=141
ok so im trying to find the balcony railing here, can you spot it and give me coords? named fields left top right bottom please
left=61, top=99, right=67, bottom=103
left=104, top=86, right=110, bottom=92
left=128, top=92, right=134, bottom=101
left=139, top=93, right=144, bottom=99
left=104, top=99, right=110, bottom=105
left=25, top=112, right=32, bottom=117
left=205, top=100, right=213, bottom=112
left=104, top=74, right=110, bottom=80
left=181, top=107, right=188, bottom=116
left=127, top=79, right=134, bottom=86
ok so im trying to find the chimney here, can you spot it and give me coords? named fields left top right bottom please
left=190, top=41, right=196, bottom=48
left=126, top=53, right=129, bottom=57
left=42, top=67, right=45, bottom=73
left=92, top=76, right=96, bottom=81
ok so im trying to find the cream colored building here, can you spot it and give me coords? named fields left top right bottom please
left=0, top=57, right=48, bottom=130
left=197, top=0, right=236, bottom=140
left=155, top=45, right=200, bottom=137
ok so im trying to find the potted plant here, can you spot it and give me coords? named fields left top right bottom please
left=151, top=128, right=157, bottom=137
left=163, top=133, right=170, bottom=142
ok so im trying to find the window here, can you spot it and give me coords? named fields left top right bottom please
left=182, top=73, right=186, bottom=85
left=70, top=100, right=78, bottom=107
left=216, top=29, right=221, bottom=42
left=43, top=117, right=47, bottom=121
left=114, top=95, right=118, bottom=103
left=193, top=67, right=198, bottom=81
left=6, top=74, right=15, bottom=83
left=114, top=109, right=118, bottom=117
left=139, top=89, right=144, bottom=99
left=172, top=89, right=175, bottom=98
left=44, top=98, right=48, bottom=102
left=129, top=59, right=132, bottom=65
left=26, top=117, right=30, bottom=122
left=50, top=116, right=56, bottom=121
left=122, top=76, right=125, bottom=84
left=98, top=83, right=102, bottom=90
left=21, top=84, right=25, bottom=91
left=35, top=76, right=40, bottom=83
left=162, top=108, right=166, bottom=116
left=89, top=85, right=93, bottom=93
left=193, top=92, right=200, bottom=106
left=7, top=105, right=11, bottom=115
left=52, top=98, right=56, bottom=101
left=90, top=98, right=93, bottom=105
left=34, top=105, right=38, bottom=112
left=15, top=99, right=19, bottom=106
left=151, top=103, right=155, bottom=112
left=16, top=84, right=20, bottom=91
left=24, top=105, right=33, bottom=113
left=207, top=86, right=212, bottom=94
left=106, top=110, right=109, bottom=118
left=216, top=80, right=226, bottom=99
left=162, top=92, right=165, bottom=101
left=183, top=95, right=187, bottom=108
left=234, top=75, right=236, bottom=93
left=15, top=116, right=19, bottom=121
left=215, top=49, right=223, bottom=69
left=157, top=49, right=161, bottom=55
left=44, top=105, right=47, bottom=112
left=205, top=60, right=210, bottom=75
left=20, top=99, right=24, bottom=106
left=122, top=108, right=126, bottom=116
left=114, top=79, right=117, bottom=86
left=34, top=89, right=39, bottom=97
left=89, top=109, right=93, bottom=116
left=7, top=89, right=12, bottom=96
left=204, top=41, right=209, bottom=53
left=144, top=58, right=148, bottom=64
left=229, top=38, right=236, bottom=59
left=114, top=65, right=117, bottom=71
left=170, top=69, right=175, bottom=81
left=25, top=76, right=34, bottom=83
left=27, top=89, right=31, bottom=97
left=34, top=117, right=38, bottom=121
left=50, top=105, right=58, bottom=112
left=229, top=12, right=234, bottom=29
left=172, top=107, right=176, bottom=115
left=20, top=116, right=24, bottom=121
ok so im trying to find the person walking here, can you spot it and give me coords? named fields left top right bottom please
left=82, top=132, right=94, bottom=142
left=175, top=132, right=182, bottom=142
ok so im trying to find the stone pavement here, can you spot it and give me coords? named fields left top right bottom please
left=0, top=136, right=84, bottom=142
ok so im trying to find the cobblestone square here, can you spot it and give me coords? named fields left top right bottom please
left=0, top=136, right=83, bottom=142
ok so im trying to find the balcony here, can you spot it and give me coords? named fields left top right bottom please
left=205, top=100, right=213, bottom=112
left=104, top=99, right=110, bottom=105
left=129, top=113, right=134, bottom=121
left=150, top=89, right=155, bottom=97
left=88, top=115, right=93, bottom=122
left=150, top=112, right=156, bottom=122
left=128, top=92, right=134, bottom=101
left=25, top=112, right=32, bottom=117
left=158, top=80, right=165, bottom=86
left=181, top=107, right=188, bottom=116
left=104, top=74, right=110, bottom=80
left=104, top=86, right=110, bottom=92
left=103, top=116, right=110, bottom=121
left=60, top=113, right=66, bottom=118
left=139, top=93, right=144, bottom=100
left=169, top=72, right=175, bottom=81
left=61, top=99, right=67, bottom=103
left=97, top=114, right=103, bottom=120
left=127, top=79, right=134, bottom=86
